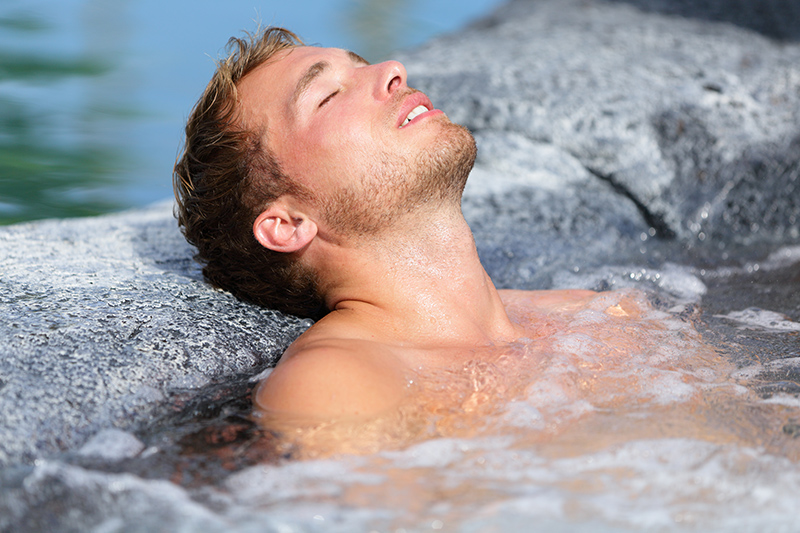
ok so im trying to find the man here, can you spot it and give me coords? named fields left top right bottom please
left=174, top=28, right=603, bottom=439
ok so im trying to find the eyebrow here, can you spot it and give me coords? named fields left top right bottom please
left=290, top=50, right=370, bottom=108
left=347, top=50, right=369, bottom=66
left=291, top=60, right=329, bottom=108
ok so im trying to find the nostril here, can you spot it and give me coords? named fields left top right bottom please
left=387, top=75, right=402, bottom=93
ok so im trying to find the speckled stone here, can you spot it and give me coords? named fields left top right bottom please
left=399, top=0, right=800, bottom=254
left=0, top=202, right=310, bottom=467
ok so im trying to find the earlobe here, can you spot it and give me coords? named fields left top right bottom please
left=253, top=204, right=317, bottom=253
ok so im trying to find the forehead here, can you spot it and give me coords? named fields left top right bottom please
left=236, top=46, right=354, bottom=129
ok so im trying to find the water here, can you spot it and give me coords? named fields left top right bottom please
left=6, top=252, right=798, bottom=531
left=0, top=0, right=504, bottom=225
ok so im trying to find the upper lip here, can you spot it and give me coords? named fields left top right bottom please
left=396, top=90, right=433, bottom=128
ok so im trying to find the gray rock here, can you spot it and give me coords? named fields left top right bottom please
left=399, top=0, right=800, bottom=248
left=0, top=201, right=309, bottom=467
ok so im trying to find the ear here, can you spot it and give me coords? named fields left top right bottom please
left=253, top=203, right=317, bottom=253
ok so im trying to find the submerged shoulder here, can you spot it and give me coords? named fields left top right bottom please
left=254, top=336, right=410, bottom=420
left=500, top=288, right=598, bottom=312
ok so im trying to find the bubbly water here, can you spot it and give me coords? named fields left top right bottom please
left=4, top=248, right=798, bottom=532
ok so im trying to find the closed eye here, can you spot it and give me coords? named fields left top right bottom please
left=319, top=90, right=339, bottom=108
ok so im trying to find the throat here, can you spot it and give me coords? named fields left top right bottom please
left=326, top=219, right=519, bottom=346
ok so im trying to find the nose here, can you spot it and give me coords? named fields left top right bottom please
left=373, top=60, right=407, bottom=100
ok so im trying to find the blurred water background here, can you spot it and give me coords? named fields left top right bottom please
left=0, top=0, right=504, bottom=225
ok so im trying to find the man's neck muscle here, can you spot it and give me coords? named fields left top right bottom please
left=314, top=206, right=519, bottom=347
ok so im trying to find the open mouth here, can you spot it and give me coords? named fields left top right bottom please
left=400, top=105, right=429, bottom=128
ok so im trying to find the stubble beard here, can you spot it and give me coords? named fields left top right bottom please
left=318, top=122, right=477, bottom=238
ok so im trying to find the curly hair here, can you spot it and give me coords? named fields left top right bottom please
left=173, top=27, right=327, bottom=319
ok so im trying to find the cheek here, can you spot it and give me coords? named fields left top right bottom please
left=277, top=132, right=354, bottom=193
left=322, top=97, right=383, bottom=144
left=279, top=100, right=390, bottom=188
left=306, top=119, right=379, bottom=171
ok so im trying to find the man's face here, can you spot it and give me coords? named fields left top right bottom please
left=237, top=46, right=476, bottom=236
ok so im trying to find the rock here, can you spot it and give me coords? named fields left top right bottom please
left=0, top=202, right=310, bottom=467
left=399, top=0, right=800, bottom=253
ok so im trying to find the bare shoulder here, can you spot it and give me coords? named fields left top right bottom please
left=254, top=333, right=410, bottom=421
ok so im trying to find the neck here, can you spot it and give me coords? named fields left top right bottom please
left=315, top=205, right=519, bottom=347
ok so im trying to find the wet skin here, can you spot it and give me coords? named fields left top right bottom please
left=254, top=288, right=600, bottom=421
left=252, top=287, right=767, bottom=461
left=235, top=46, right=724, bottom=456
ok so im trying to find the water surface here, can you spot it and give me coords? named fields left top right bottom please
left=0, top=0, right=504, bottom=224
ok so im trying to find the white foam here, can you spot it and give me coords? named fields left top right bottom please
left=762, top=244, right=800, bottom=270
left=225, top=456, right=380, bottom=506
left=656, top=262, right=708, bottom=300
left=763, top=394, right=800, bottom=408
left=501, top=400, right=546, bottom=429
left=551, top=263, right=707, bottom=304
left=248, top=367, right=273, bottom=383
left=214, top=436, right=800, bottom=532
left=209, top=289, right=798, bottom=532
left=17, top=461, right=228, bottom=530
left=77, top=429, right=145, bottom=461
left=716, top=308, right=800, bottom=332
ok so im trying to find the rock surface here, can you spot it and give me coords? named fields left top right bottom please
left=1, top=0, right=799, bottom=530
left=399, top=0, right=800, bottom=288
left=0, top=202, right=309, bottom=467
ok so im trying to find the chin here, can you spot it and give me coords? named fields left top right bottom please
left=317, top=124, right=477, bottom=237
left=421, top=121, right=477, bottom=202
